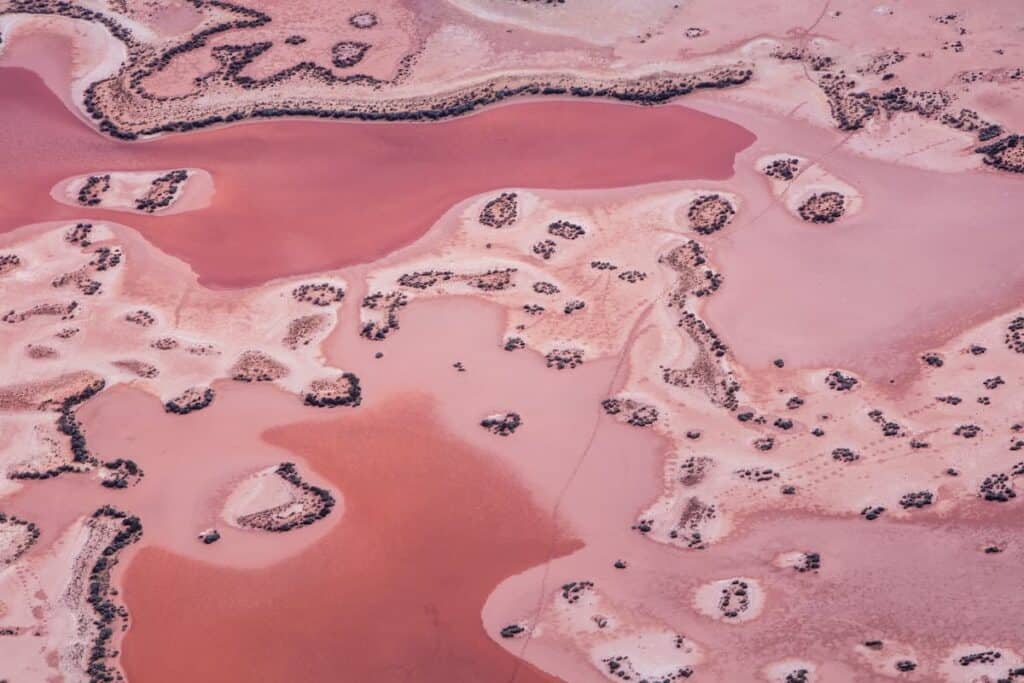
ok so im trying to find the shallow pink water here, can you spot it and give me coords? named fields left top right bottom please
left=489, top=502, right=1024, bottom=680
left=692, top=98, right=1024, bottom=380
left=3, top=297, right=603, bottom=683
left=117, top=393, right=576, bottom=683
left=4, top=381, right=336, bottom=569
left=0, top=66, right=753, bottom=288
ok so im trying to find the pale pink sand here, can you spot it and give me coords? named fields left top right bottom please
left=2, top=3, right=1024, bottom=680
left=50, top=168, right=215, bottom=216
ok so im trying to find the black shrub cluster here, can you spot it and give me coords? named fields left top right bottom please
left=85, top=505, right=143, bottom=683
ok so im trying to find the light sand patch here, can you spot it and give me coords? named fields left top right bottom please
left=854, top=639, right=921, bottom=678
left=222, top=465, right=297, bottom=528
left=762, top=659, right=817, bottom=683
left=51, top=168, right=214, bottom=216
left=222, top=463, right=338, bottom=533
left=693, top=576, right=765, bottom=623
left=938, top=645, right=1023, bottom=683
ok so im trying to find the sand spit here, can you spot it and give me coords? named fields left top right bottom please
left=222, top=462, right=337, bottom=533
left=0, top=507, right=141, bottom=683
left=2, top=1, right=1024, bottom=175
left=51, top=168, right=214, bottom=216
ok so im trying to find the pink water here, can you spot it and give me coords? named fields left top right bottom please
left=690, top=98, right=1024, bottom=379
left=0, top=66, right=753, bottom=288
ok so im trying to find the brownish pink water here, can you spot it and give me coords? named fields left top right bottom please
left=0, top=66, right=753, bottom=288
left=118, top=395, right=578, bottom=683
left=0, top=297, right=609, bottom=682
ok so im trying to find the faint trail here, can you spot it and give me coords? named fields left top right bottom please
left=506, top=11, right=841, bottom=678
left=785, top=100, right=809, bottom=118
left=171, top=284, right=190, bottom=328
left=507, top=299, right=658, bottom=683
left=805, top=0, right=833, bottom=35
left=797, top=0, right=833, bottom=88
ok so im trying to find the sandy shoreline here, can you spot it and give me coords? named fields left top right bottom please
left=0, top=65, right=754, bottom=288
left=2, top=142, right=1024, bottom=679
left=1, top=1, right=1023, bottom=681
left=2, top=0, right=1022, bottom=179
left=50, top=168, right=215, bottom=216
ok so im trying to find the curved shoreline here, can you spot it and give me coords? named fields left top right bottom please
left=2, top=2, right=1024, bottom=680
left=49, top=167, right=215, bottom=216
left=1, top=0, right=1021, bottom=180
left=1, top=0, right=752, bottom=140
left=86, top=67, right=754, bottom=140
left=0, top=66, right=755, bottom=289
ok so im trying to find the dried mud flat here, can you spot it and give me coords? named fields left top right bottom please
left=1, top=1, right=1024, bottom=682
